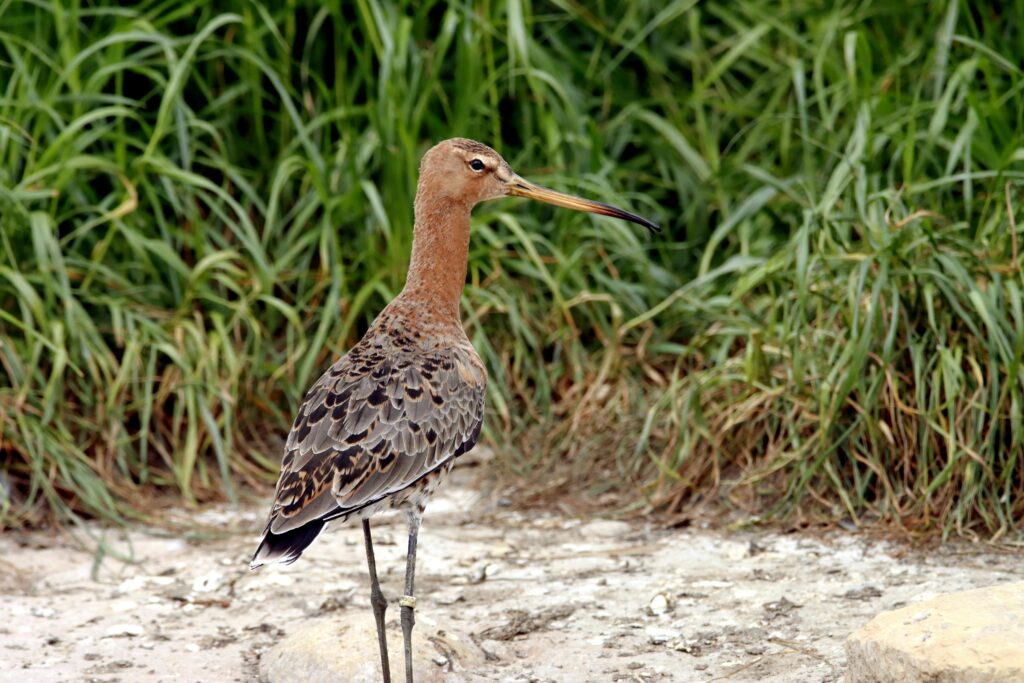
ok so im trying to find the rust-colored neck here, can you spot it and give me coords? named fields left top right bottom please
left=398, top=185, right=472, bottom=323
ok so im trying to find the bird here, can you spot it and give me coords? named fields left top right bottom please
left=249, top=138, right=658, bottom=682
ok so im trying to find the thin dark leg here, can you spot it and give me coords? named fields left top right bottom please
left=363, top=519, right=391, bottom=683
left=400, top=509, right=421, bottom=683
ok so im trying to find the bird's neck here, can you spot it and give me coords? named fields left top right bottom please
left=399, top=192, right=472, bottom=323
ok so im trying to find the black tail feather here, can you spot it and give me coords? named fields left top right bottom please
left=250, top=518, right=328, bottom=569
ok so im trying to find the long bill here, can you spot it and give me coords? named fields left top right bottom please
left=507, top=177, right=660, bottom=234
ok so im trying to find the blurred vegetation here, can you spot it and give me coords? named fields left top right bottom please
left=1, top=0, right=1023, bottom=538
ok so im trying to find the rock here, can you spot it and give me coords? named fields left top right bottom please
left=762, top=596, right=800, bottom=617
left=259, top=615, right=485, bottom=683
left=191, top=571, right=225, bottom=593
left=846, top=581, right=1024, bottom=682
left=579, top=519, right=631, bottom=539
left=434, top=591, right=464, bottom=606
left=477, top=605, right=576, bottom=641
left=645, top=626, right=676, bottom=645
left=841, top=584, right=883, bottom=601
left=647, top=593, right=671, bottom=616
left=103, top=623, right=144, bottom=638
left=116, top=576, right=150, bottom=594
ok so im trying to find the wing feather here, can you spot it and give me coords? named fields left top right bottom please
left=259, top=341, right=485, bottom=537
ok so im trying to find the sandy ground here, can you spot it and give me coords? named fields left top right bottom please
left=1, top=466, right=1021, bottom=683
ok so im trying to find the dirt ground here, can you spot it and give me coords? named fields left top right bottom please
left=1, top=465, right=1021, bottom=683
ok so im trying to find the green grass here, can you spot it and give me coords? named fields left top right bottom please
left=1, top=0, right=1022, bottom=538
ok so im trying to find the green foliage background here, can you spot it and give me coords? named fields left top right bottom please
left=2, top=0, right=1023, bottom=536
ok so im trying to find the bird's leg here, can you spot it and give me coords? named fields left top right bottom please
left=400, top=508, right=421, bottom=683
left=362, top=519, right=391, bottom=683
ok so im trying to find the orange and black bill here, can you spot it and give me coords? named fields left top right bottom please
left=508, top=177, right=660, bottom=234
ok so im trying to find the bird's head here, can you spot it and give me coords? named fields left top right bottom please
left=418, top=138, right=659, bottom=234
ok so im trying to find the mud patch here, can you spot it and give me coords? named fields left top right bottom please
left=1, top=468, right=1020, bottom=682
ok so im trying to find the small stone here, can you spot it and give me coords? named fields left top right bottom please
left=435, top=592, right=464, bottom=606
left=763, top=596, right=801, bottom=616
left=103, top=623, right=144, bottom=638
left=199, top=633, right=238, bottom=650
left=842, top=584, right=883, bottom=601
left=466, top=563, right=499, bottom=584
left=627, top=661, right=644, bottom=670
left=116, top=576, right=149, bottom=594
left=185, top=643, right=200, bottom=653
left=647, top=593, right=671, bottom=616
left=487, top=542, right=514, bottom=558
left=645, top=626, right=676, bottom=645
left=31, top=606, right=56, bottom=618
left=112, top=599, right=138, bottom=613
left=191, top=572, right=224, bottom=593
left=374, top=532, right=397, bottom=546
left=579, top=520, right=631, bottom=539
left=669, top=637, right=692, bottom=653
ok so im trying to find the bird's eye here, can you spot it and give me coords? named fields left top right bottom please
left=469, top=159, right=486, bottom=172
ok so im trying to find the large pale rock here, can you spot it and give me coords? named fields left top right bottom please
left=260, top=614, right=485, bottom=683
left=846, top=581, right=1024, bottom=683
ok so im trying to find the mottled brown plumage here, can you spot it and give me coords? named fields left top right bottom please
left=250, top=138, right=658, bottom=683
left=251, top=301, right=485, bottom=563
